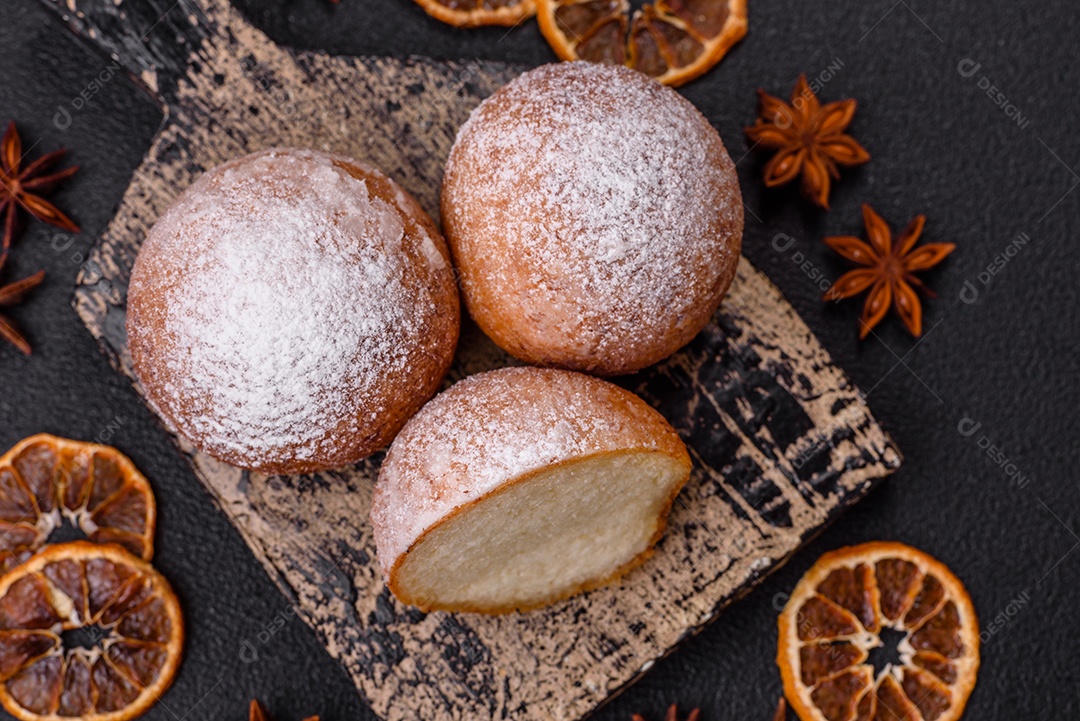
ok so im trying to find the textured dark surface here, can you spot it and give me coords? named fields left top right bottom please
left=32, top=1, right=899, bottom=716
left=0, top=1, right=1077, bottom=720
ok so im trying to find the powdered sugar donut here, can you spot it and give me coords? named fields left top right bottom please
left=441, top=62, right=743, bottom=376
left=127, top=148, right=459, bottom=474
left=372, top=366, right=691, bottom=613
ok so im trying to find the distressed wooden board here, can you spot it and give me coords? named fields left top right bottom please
left=42, top=0, right=902, bottom=719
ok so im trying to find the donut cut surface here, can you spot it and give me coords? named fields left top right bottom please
left=372, top=367, right=691, bottom=613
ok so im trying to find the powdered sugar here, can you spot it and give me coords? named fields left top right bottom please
left=129, top=148, right=454, bottom=470
left=442, top=62, right=743, bottom=373
left=372, top=367, right=685, bottom=572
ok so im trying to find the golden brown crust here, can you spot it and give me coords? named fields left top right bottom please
left=372, top=366, right=691, bottom=613
left=127, top=149, right=460, bottom=474
left=441, top=63, right=742, bottom=376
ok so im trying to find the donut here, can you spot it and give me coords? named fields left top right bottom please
left=441, top=61, right=743, bottom=376
left=127, top=148, right=460, bottom=474
left=371, top=366, right=691, bottom=613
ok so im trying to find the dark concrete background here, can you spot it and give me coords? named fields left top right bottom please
left=0, top=0, right=1077, bottom=719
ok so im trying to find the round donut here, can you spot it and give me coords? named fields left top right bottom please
left=441, top=61, right=743, bottom=376
left=372, top=366, right=691, bottom=613
left=127, top=148, right=460, bottom=474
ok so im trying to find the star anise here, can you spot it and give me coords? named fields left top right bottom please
left=0, top=269, right=45, bottom=355
left=823, top=204, right=955, bottom=339
left=745, top=75, right=870, bottom=209
left=632, top=704, right=701, bottom=721
left=249, top=699, right=319, bottom=721
left=0, top=121, right=80, bottom=269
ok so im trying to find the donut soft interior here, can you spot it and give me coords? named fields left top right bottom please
left=393, top=450, right=686, bottom=613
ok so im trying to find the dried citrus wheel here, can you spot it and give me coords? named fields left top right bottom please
left=0, top=435, right=156, bottom=573
left=411, top=0, right=536, bottom=28
left=535, top=0, right=746, bottom=86
left=0, top=541, right=183, bottom=721
left=778, top=542, right=979, bottom=721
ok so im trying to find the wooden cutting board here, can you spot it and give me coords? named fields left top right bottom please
left=41, top=0, right=901, bottom=718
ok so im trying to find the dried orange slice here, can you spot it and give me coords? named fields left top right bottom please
left=250, top=699, right=320, bottom=721
left=536, top=0, right=746, bottom=86
left=0, top=541, right=183, bottom=721
left=778, top=542, right=979, bottom=721
left=411, top=0, right=536, bottom=28
left=0, top=435, right=156, bottom=573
